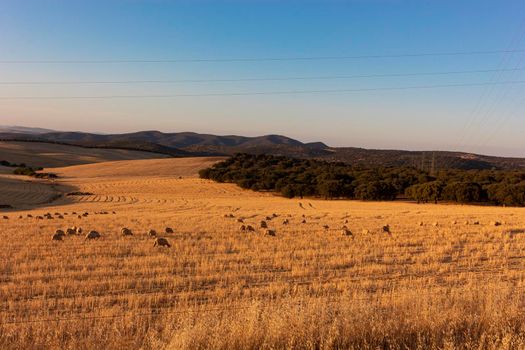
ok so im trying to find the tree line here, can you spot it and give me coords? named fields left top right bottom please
left=199, top=153, right=525, bottom=206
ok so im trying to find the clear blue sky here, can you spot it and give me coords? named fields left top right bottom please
left=1, top=0, right=525, bottom=156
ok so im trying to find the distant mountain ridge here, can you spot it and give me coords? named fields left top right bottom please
left=1, top=127, right=525, bottom=170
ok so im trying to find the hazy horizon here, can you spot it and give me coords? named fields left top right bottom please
left=2, top=0, right=525, bottom=157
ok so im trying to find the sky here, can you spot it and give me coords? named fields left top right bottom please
left=1, top=0, right=525, bottom=156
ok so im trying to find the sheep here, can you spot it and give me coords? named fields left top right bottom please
left=52, top=232, right=64, bottom=241
left=240, top=224, right=246, bottom=231
left=36, top=216, right=43, bottom=220
left=382, top=225, right=391, bottom=234
left=82, top=212, right=89, bottom=217
left=344, top=219, right=349, bottom=224
left=432, top=222, right=439, bottom=227
left=246, top=225, right=255, bottom=232
left=148, top=229, right=157, bottom=237
left=121, top=228, right=133, bottom=236
left=55, top=229, right=65, bottom=237
left=301, top=219, right=307, bottom=224
left=323, top=225, right=329, bottom=230
left=472, top=221, right=480, bottom=225
left=260, top=220, right=268, bottom=229
left=282, top=219, right=289, bottom=225
left=76, top=227, right=83, bottom=234
left=66, top=227, right=77, bottom=235
left=491, top=221, right=502, bottom=226
left=165, top=227, right=174, bottom=234
left=265, top=229, right=276, bottom=237
left=342, top=228, right=353, bottom=237
left=272, top=213, right=278, bottom=218
left=85, top=231, right=101, bottom=240
left=71, top=212, right=77, bottom=215
left=27, top=214, right=33, bottom=218
left=46, top=216, right=53, bottom=220
left=153, top=237, right=171, bottom=248
left=18, top=215, right=23, bottom=219
left=237, top=218, right=244, bottom=223
left=265, top=216, right=272, bottom=221
left=418, top=222, right=424, bottom=226
left=57, top=215, right=64, bottom=219
left=452, top=221, right=458, bottom=225
left=78, top=215, right=82, bottom=219
left=2, top=216, right=8, bottom=220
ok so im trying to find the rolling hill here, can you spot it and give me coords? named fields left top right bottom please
left=0, top=141, right=169, bottom=168
left=2, top=128, right=525, bottom=170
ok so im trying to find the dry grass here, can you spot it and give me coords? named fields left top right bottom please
left=1, top=157, right=525, bottom=349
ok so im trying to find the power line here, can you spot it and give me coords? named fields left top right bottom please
left=2, top=49, right=525, bottom=64
left=1, top=67, right=525, bottom=85
left=3, top=80, right=525, bottom=99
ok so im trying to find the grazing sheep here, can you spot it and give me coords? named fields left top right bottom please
left=472, top=221, right=480, bottom=225
left=344, top=219, right=349, bottom=224
left=153, top=237, right=171, bottom=248
left=46, top=216, right=53, bottom=220
left=246, top=225, right=255, bottom=232
left=52, top=232, right=64, bottom=241
left=301, top=219, right=307, bottom=224
left=260, top=221, right=268, bottom=228
left=112, top=211, right=116, bottom=214
left=342, top=228, right=353, bottom=237
left=165, top=227, right=174, bottom=234
left=418, top=222, right=424, bottom=226
left=82, top=212, right=89, bottom=217
left=464, top=221, right=469, bottom=225
left=57, top=215, right=64, bottom=219
left=18, top=215, right=23, bottom=219
left=282, top=219, right=289, bottom=225
left=382, top=225, right=391, bottom=234
left=76, top=227, right=83, bottom=234
left=121, top=228, right=133, bottom=236
left=2, top=216, right=8, bottom=220
left=223, top=214, right=234, bottom=218
left=265, top=229, right=276, bottom=237
left=265, top=216, right=272, bottom=221
left=272, top=213, right=278, bottom=218
left=85, top=231, right=101, bottom=240
left=323, top=225, right=329, bottom=230
left=66, top=227, right=77, bottom=235
left=148, top=229, right=157, bottom=237
left=72, top=212, right=77, bottom=215
left=432, top=222, right=439, bottom=227
left=491, top=221, right=502, bottom=226
left=54, top=212, right=60, bottom=216
left=36, top=216, right=43, bottom=220
left=237, top=218, right=244, bottom=223
left=78, top=215, right=82, bottom=219
left=55, top=229, right=65, bottom=237
left=240, top=224, right=246, bottom=231
left=452, top=221, right=458, bottom=225
left=27, top=214, right=33, bottom=218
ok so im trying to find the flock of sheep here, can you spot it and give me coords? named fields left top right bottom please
left=224, top=211, right=505, bottom=239
left=225, top=212, right=395, bottom=238
left=1, top=209, right=505, bottom=247
left=51, top=225, right=172, bottom=247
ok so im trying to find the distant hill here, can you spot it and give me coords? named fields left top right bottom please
left=1, top=129, right=525, bottom=170
left=0, top=141, right=169, bottom=168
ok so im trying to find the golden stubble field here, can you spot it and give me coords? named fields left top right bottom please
left=1, top=157, right=525, bottom=349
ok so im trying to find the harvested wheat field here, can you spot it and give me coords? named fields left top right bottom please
left=1, top=157, right=525, bottom=349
